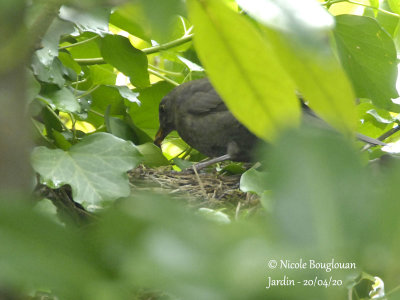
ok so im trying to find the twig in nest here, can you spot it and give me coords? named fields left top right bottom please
left=192, top=166, right=208, bottom=199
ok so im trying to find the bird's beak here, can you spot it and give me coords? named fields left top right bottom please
left=154, top=128, right=166, bottom=148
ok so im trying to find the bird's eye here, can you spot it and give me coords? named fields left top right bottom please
left=160, top=104, right=166, bottom=113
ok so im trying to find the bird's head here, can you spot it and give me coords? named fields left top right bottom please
left=154, top=94, right=176, bottom=147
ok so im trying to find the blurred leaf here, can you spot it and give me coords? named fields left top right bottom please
left=101, top=35, right=150, bottom=88
left=59, top=6, right=110, bottom=36
left=267, top=126, right=372, bottom=251
left=137, top=142, right=170, bottom=167
left=138, top=0, right=187, bottom=43
left=40, top=86, right=80, bottom=113
left=334, top=15, right=399, bottom=111
left=31, top=133, right=142, bottom=207
left=388, top=0, right=400, bottom=14
left=27, top=69, right=41, bottom=103
left=188, top=0, right=300, bottom=141
left=0, top=201, right=107, bottom=300
left=240, top=168, right=268, bottom=195
left=239, top=0, right=357, bottom=135
left=197, top=208, right=231, bottom=224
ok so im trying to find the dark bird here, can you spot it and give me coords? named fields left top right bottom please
left=154, top=78, right=385, bottom=169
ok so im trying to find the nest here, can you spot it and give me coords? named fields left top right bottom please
left=128, top=165, right=260, bottom=214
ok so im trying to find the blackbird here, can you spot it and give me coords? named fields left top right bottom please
left=154, top=78, right=385, bottom=169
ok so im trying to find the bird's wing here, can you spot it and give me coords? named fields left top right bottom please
left=186, top=90, right=228, bottom=114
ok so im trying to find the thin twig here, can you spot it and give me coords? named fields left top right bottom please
left=192, top=166, right=208, bottom=199
left=148, top=69, right=180, bottom=86
left=362, top=125, right=400, bottom=152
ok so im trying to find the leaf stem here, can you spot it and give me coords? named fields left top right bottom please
left=362, top=124, right=400, bottom=151
left=59, top=35, right=99, bottom=50
left=321, top=0, right=400, bottom=18
left=148, top=64, right=183, bottom=76
left=148, top=69, right=180, bottom=86
left=142, top=33, right=194, bottom=55
left=74, top=34, right=194, bottom=65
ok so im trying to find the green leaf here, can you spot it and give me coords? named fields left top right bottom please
left=89, top=64, right=117, bottom=86
left=31, top=133, right=142, bottom=207
left=59, top=51, right=82, bottom=74
left=334, top=15, right=398, bottom=111
left=106, top=116, right=137, bottom=142
left=137, top=143, right=170, bottom=167
left=59, top=6, right=110, bottom=36
left=187, top=0, right=300, bottom=141
left=240, top=168, right=268, bottom=195
left=238, top=0, right=357, bottom=135
left=67, top=33, right=102, bottom=59
left=101, top=35, right=150, bottom=88
left=110, top=3, right=151, bottom=42
left=40, top=86, right=80, bottom=113
left=128, top=81, right=175, bottom=137
left=31, top=55, right=65, bottom=88
left=26, top=69, right=40, bottom=103
left=35, top=18, right=75, bottom=66
left=388, top=0, right=400, bottom=14
left=115, top=86, right=140, bottom=104
left=138, top=0, right=187, bottom=43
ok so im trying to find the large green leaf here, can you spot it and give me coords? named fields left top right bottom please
left=238, top=0, right=358, bottom=135
left=187, top=0, right=300, bottom=141
left=31, top=133, right=142, bottom=207
left=334, top=15, right=398, bottom=111
left=101, top=35, right=150, bottom=88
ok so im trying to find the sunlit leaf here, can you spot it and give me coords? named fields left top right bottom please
left=238, top=0, right=358, bottom=135
left=101, top=35, right=150, bottom=88
left=188, top=0, right=300, bottom=141
left=334, top=15, right=399, bottom=111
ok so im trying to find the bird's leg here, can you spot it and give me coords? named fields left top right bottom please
left=191, top=154, right=232, bottom=171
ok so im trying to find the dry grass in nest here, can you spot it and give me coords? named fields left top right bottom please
left=128, top=165, right=260, bottom=215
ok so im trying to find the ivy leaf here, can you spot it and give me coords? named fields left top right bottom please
left=31, top=133, right=143, bottom=207
left=334, top=15, right=399, bottom=111
left=101, top=35, right=150, bottom=88
left=240, top=168, right=268, bottom=195
left=39, top=86, right=80, bottom=113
